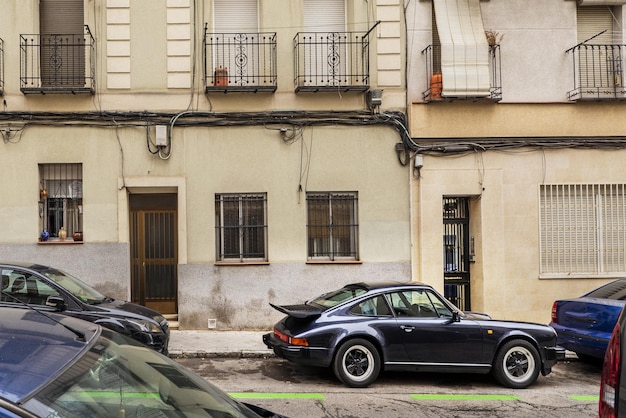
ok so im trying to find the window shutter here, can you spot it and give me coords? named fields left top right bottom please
left=214, top=0, right=258, bottom=33
left=304, top=0, right=346, bottom=31
left=40, top=0, right=84, bottom=34
left=577, top=6, right=614, bottom=43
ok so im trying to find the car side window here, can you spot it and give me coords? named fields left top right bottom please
left=388, top=290, right=438, bottom=318
left=350, top=296, right=393, bottom=317
left=0, top=269, right=60, bottom=306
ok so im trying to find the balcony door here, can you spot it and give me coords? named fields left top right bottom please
left=39, top=0, right=85, bottom=87
left=212, top=0, right=259, bottom=87
left=303, top=0, right=347, bottom=87
left=577, top=6, right=620, bottom=90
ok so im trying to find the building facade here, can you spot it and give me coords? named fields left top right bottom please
left=406, top=0, right=626, bottom=324
left=0, top=0, right=410, bottom=329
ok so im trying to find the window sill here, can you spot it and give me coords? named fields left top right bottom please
left=306, top=260, right=362, bottom=264
left=214, top=261, right=270, bottom=266
left=539, top=274, right=622, bottom=280
left=38, top=240, right=83, bottom=245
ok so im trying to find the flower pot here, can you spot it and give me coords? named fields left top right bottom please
left=73, top=231, right=83, bottom=242
left=214, top=67, right=228, bottom=86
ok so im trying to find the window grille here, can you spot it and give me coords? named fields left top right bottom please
left=215, top=193, right=267, bottom=262
left=307, top=192, right=358, bottom=261
left=39, top=163, right=83, bottom=239
left=540, top=184, right=626, bottom=275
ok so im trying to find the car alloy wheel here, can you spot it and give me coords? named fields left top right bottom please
left=493, top=339, right=541, bottom=389
left=332, top=338, right=381, bottom=388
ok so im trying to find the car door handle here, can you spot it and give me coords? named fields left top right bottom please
left=400, top=325, right=415, bottom=332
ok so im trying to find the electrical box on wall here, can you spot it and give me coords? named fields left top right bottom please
left=155, top=125, right=168, bottom=147
left=367, top=89, right=383, bottom=108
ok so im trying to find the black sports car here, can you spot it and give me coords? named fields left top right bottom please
left=263, top=281, right=565, bottom=388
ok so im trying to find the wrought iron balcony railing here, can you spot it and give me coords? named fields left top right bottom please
left=566, top=43, right=626, bottom=101
left=20, top=26, right=95, bottom=94
left=293, top=31, right=370, bottom=92
left=421, top=44, right=502, bottom=102
left=0, top=37, right=4, bottom=95
left=204, top=28, right=277, bottom=93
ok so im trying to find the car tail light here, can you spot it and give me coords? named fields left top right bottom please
left=273, top=328, right=309, bottom=347
left=600, top=321, right=621, bottom=417
left=551, top=301, right=558, bottom=324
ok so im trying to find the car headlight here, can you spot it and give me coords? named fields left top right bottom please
left=126, top=319, right=162, bottom=333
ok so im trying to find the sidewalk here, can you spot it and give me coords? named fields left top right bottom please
left=168, top=330, right=275, bottom=358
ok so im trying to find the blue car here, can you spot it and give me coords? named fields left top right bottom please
left=263, top=281, right=565, bottom=389
left=550, top=279, right=626, bottom=362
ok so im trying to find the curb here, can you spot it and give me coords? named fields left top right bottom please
left=169, top=350, right=275, bottom=359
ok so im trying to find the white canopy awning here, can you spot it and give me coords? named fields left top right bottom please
left=434, top=0, right=490, bottom=97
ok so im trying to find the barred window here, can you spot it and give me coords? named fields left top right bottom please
left=540, top=184, right=626, bottom=276
left=39, top=163, right=82, bottom=241
left=215, top=193, right=267, bottom=262
left=307, top=192, right=358, bottom=261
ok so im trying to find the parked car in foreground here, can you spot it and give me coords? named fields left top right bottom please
left=0, top=262, right=170, bottom=354
left=263, top=281, right=565, bottom=389
left=0, top=306, right=286, bottom=418
left=600, top=306, right=626, bottom=417
left=550, top=279, right=626, bottom=362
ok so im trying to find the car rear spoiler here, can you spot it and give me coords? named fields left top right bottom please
left=269, top=303, right=322, bottom=319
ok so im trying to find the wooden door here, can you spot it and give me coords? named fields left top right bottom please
left=130, top=194, right=178, bottom=314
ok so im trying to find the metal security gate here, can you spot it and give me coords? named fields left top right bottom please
left=443, top=197, right=471, bottom=310
left=130, top=194, right=178, bottom=314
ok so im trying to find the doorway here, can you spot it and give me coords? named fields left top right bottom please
left=129, top=193, right=178, bottom=314
left=443, top=196, right=471, bottom=310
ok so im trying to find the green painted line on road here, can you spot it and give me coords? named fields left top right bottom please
left=229, top=393, right=325, bottom=400
left=569, top=395, right=599, bottom=402
left=411, top=394, right=519, bottom=401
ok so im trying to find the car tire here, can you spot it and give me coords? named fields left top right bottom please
left=332, top=338, right=381, bottom=388
left=492, top=339, right=541, bottom=389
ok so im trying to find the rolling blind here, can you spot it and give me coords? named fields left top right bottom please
left=577, top=6, right=614, bottom=43
left=304, top=0, right=346, bottom=32
left=433, top=0, right=490, bottom=97
left=214, top=0, right=258, bottom=33
left=40, top=0, right=83, bottom=34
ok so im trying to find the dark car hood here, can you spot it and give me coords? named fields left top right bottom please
left=92, top=298, right=164, bottom=322
left=269, top=303, right=323, bottom=319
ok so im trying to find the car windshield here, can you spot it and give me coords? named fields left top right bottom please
left=42, top=268, right=107, bottom=304
left=309, top=285, right=368, bottom=308
left=23, top=329, right=262, bottom=418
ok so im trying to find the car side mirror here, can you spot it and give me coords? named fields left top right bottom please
left=444, top=311, right=461, bottom=324
left=46, top=296, right=67, bottom=311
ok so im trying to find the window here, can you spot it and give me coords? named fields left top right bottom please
left=215, top=193, right=267, bottom=262
left=349, top=295, right=392, bottom=316
left=1, top=269, right=60, bottom=306
left=387, top=290, right=452, bottom=318
left=39, top=163, right=83, bottom=241
left=307, top=192, right=358, bottom=261
left=540, top=184, right=626, bottom=276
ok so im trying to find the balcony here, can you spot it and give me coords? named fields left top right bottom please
left=20, top=26, right=95, bottom=94
left=203, top=29, right=277, bottom=93
left=421, top=44, right=502, bottom=102
left=566, top=44, right=626, bottom=101
left=293, top=31, right=370, bottom=93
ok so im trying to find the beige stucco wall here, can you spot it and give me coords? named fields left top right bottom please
left=411, top=101, right=626, bottom=324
